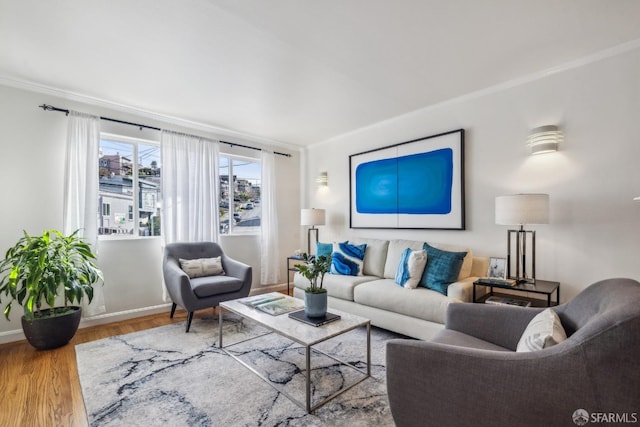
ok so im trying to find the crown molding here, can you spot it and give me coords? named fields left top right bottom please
left=310, top=37, right=640, bottom=150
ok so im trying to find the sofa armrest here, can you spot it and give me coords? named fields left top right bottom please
left=447, top=276, right=477, bottom=302
left=222, top=255, right=252, bottom=291
left=386, top=338, right=594, bottom=427
left=444, top=302, right=543, bottom=349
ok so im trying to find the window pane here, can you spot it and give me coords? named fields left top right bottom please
left=138, top=143, right=161, bottom=236
left=230, top=158, right=261, bottom=234
left=98, top=137, right=161, bottom=237
left=99, top=139, right=134, bottom=235
left=218, top=156, right=261, bottom=235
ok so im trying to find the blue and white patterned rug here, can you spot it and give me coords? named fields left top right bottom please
left=75, top=313, right=402, bottom=426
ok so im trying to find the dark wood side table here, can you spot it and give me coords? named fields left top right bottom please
left=473, top=279, right=560, bottom=307
left=286, top=256, right=304, bottom=295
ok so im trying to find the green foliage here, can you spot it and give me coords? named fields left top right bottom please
left=0, top=230, right=104, bottom=322
left=295, top=253, right=331, bottom=294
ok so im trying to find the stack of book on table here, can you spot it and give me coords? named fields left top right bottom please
left=240, top=292, right=304, bottom=316
left=485, top=295, right=531, bottom=307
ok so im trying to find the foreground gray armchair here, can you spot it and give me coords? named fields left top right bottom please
left=386, top=278, right=640, bottom=427
left=163, top=242, right=252, bottom=332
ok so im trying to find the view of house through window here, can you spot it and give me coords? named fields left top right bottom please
left=98, top=135, right=161, bottom=236
left=219, top=155, right=261, bottom=235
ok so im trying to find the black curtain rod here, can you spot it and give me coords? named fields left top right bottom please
left=39, top=104, right=292, bottom=157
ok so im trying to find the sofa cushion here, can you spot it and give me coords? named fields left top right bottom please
left=330, top=242, right=367, bottom=276
left=350, top=238, right=389, bottom=277
left=384, top=239, right=425, bottom=279
left=395, top=248, right=427, bottom=289
left=294, top=271, right=376, bottom=301
left=354, top=279, right=454, bottom=324
left=420, top=243, right=467, bottom=295
left=429, top=242, right=473, bottom=280
left=516, top=308, right=567, bottom=352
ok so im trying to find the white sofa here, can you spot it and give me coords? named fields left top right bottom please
left=293, top=238, right=488, bottom=341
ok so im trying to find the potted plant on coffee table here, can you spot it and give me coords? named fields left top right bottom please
left=0, top=229, right=104, bottom=350
left=295, top=253, right=331, bottom=318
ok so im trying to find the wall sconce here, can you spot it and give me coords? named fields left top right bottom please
left=527, top=125, right=563, bottom=155
left=316, top=171, right=328, bottom=186
left=495, top=194, right=549, bottom=283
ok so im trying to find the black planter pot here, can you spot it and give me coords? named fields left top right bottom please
left=21, top=306, right=82, bottom=350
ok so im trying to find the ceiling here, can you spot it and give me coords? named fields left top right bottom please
left=2, top=0, right=640, bottom=147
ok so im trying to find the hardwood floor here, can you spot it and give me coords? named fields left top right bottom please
left=0, top=309, right=194, bottom=427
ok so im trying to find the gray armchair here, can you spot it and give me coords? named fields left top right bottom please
left=386, top=278, right=640, bottom=427
left=163, top=242, right=252, bottom=332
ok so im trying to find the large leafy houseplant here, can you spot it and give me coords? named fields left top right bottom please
left=0, top=229, right=103, bottom=349
left=295, top=253, right=331, bottom=294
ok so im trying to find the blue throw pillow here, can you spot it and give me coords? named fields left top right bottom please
left=419, top=243, right=467, bottom=295
left=330, top=242, right=367, bottom=276
left=316, top=242, right=333, bottom=259
left=395, top=248, right=412, bottom=286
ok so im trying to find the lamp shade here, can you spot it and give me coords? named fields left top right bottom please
left=301, top=208, right=326, bottom=226
left=495, top=194, right=549, bottom=225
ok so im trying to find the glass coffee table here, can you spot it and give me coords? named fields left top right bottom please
left=219, top=296, right=371, bottom=413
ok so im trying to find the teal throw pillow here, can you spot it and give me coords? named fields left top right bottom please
left=419, top=243, right=467, bottom=295
left=316, top=242, right=333, bottom=259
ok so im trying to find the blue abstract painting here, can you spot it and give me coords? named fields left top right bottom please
left=355, top=148, right=453, bottom=214
left=349, top=129, right=464, bottom=229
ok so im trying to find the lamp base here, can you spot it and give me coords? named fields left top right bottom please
left=506, top=228, right=537, bottom=283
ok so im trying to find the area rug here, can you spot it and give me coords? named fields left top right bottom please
left=75, top=313, right=402, bottom=426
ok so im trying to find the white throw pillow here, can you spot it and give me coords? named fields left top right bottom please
left=180, top=258, right=204, bottom=278
left=201, top=256, right=224, bottom=276
left=404, top=250, right=427, bottom=289
left=179, top=257, right=225, bottom=278
left=516, top=308, right=567, bottom=352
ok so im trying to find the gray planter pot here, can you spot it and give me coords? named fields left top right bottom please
left=304, top=291, right=327, bottom=318
left=21, top=306, right=82, bottom=350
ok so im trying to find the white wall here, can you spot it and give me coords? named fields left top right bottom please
left=0, top=84, right=301, bottom=343
left=304, top=46, right=640, bottom=302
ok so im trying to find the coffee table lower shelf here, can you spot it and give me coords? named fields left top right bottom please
left=218, top=303, right=371, bottom=413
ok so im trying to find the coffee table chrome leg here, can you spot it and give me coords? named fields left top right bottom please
left=367, top=322, right=371, bottom=376
left=218, top=307, right=224, bottom=348
left=306, top=344, right=311, bottom=413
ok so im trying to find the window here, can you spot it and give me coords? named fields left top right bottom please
left=98, top=134, right=161, bottom=237
left=219, top=155, right=261, bottom=235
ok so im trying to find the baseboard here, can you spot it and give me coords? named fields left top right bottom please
left=0, top=303, right=173, bottom=346
left=251, top=283, right=288, bottom=295
left=0, top=288, right=294, bottom=345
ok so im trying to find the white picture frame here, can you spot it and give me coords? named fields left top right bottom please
left=487, top=257, right=507, bottom=279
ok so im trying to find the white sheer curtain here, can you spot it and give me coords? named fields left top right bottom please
left=260, top=150, right=280, bottom=284
left=161, top=130, right=220, bottom=244
left=63, top=111, right=105, bottom=316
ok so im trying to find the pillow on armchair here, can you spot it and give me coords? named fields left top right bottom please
left=180, top=257, right=225, bottom=278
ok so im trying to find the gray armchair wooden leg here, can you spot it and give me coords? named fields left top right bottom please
left=186, top=312, right=194, bottom=332
left=170, top=303, right=177, bottom=318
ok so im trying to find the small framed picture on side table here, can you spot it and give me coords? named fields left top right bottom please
left=487, top=257, right=507, bottom=279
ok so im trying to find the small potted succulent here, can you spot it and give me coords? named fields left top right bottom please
left=295, top=253, right=332, bottom=317
left=0, top=229, right=103, bottom=350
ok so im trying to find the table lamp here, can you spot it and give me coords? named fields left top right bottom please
left=301, top=208, right=326, bottom=255
left=495, top=194, right=549, bottom=283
